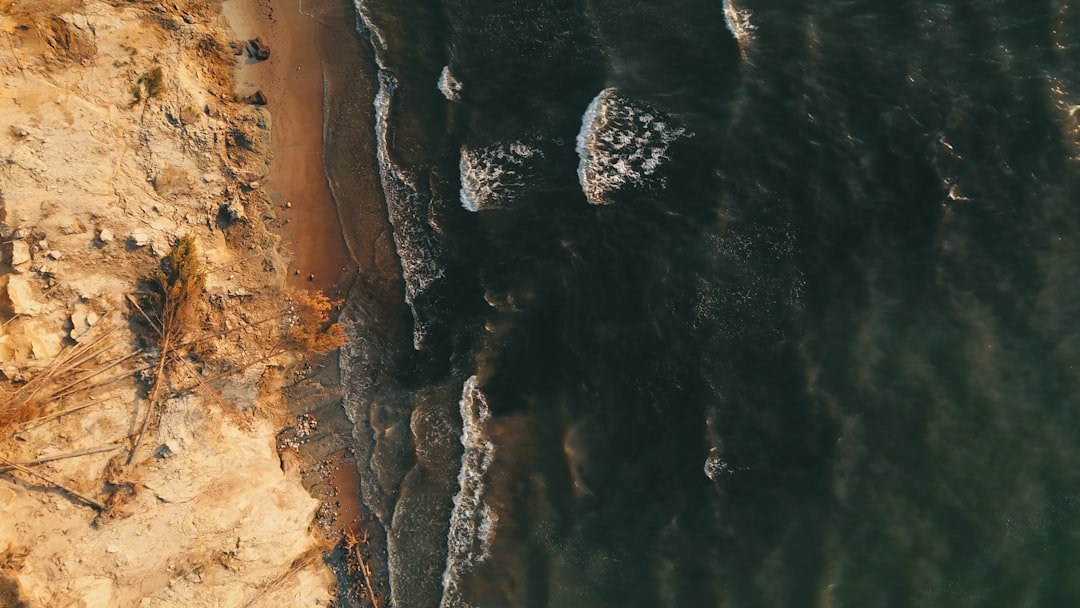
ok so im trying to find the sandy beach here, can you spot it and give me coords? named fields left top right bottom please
left=223, top=1, right=391, bottom=603
left=224, top=0, right=351, bottom=295
left=0, top=0, right=357, bottom=604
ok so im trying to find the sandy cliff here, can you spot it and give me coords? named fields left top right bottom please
left=0, top=1, right=337, bottom=605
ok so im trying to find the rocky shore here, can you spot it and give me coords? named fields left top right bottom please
left=0, top=1, right=354, bottom=605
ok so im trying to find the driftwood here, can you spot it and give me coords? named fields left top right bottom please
left=344, top=528, right=382, bottom=608
left=0, top=455, right=105, bottom=511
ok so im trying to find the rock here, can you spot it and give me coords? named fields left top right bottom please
left=10, top=240, right=31, bottom=271
left=10, top=124, right=30, bottom=138
left=221, top=199, right=246, bottom=222
left=1, top=275, right=44, bottom=316
left=154, top=442, right=179, bottom=459
left=284, top=201, right=292, bottom=209
left=98, top=228, right=114, bottom=243
left=129, top=229, right=150, bottom=247
left=70, top=303, right=98, bottom=342
left=47, top=250, right=62, bottom=260
left=248, top=181, right=260, bottom=190
left=242, top=90, right=268, bottom=106
left=245, top=37, right=271, bottom=61
left=59, top=220, right=84, bottom=235
left=14, top=319, right=63, bottom=361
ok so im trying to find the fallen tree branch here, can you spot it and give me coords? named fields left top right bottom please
left=17, top=395, right=119, bottom=431
left=0, top=444, right=124, bottom=471
left=0, top=455, right=105, bottom=511
left=45, top=349, right=145, bottom=403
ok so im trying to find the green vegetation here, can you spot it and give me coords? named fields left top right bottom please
left=129, top=66, right=165, bottom=106
left=143, top=235, right=204, bottom=344
left=128, top=235, right=204, bottom=463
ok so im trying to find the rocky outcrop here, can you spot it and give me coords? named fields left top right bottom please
left=0, top=1, right=336, bottom=605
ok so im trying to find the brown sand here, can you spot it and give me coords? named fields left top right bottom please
left=226, top=0, right=351, bottom=295
left=224, top=1, right=382, bottom=593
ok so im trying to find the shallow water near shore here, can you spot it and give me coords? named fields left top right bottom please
left=326, top=0, right=1080, bottom=606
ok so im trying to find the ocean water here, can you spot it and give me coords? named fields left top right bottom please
left=334, top=0, right=1080, bottom=606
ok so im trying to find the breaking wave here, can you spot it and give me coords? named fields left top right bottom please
left=723, top=0, right=755, bottom=52
left=459, top=141, right=543, bottom=212
left=438, top=65, right=463, bottom=101
left=358, top=0, right=446, bottom=349
left=575, top=88, right=689, bottom=205
left=439, top=376, right=498, bottom=608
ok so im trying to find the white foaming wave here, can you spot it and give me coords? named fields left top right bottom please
left=723, top=0, right=756, bottom=51
left=438, top=66, right=463, bottom=101
left=440, top=376, right=498, bottom=608
left=459, top=141, right=542, bottom=211
left=374, top=72, right=446, bottom=348
left=576, top=88, right=689, bottom=205
left=357, top=0, right=445, bottom=348
left=354, top=0, right=388, bottom=59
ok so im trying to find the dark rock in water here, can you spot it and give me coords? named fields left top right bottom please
left=246, top=37, right=271, bottom=61
left=243, top=90, right=268, bottom=106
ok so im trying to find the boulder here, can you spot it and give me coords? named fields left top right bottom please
left=70, top=302, right=100, bottom=342
left=1, top=275, right=44, bottom=316
left=129, top=228, right=150, bottom=247
left=245, top=37, right=271, bottom=61
left=10, top=240, right=31, bottom=271
left=243, top=90, right=268, bottom=106
left=221, top=199, right=246, bottom=222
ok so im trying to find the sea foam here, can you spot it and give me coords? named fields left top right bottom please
left=359, top=0, right=446, bottom=349
left=459, top=141, right=542, bottom=211
left=723, top=0, right=756, bottom=51
left=439, top=376, right=498, bottom=608
left=438, top=65, right=463, bottom=101
left=576, top=88, right=688, bottom=205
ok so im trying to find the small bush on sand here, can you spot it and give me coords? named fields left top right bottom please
left=285, top=291, right=346, bottom=356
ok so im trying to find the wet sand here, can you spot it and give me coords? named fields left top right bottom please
left=223, top=1, right=398, bottom=602
left=223, top=0, right=351, bottom=295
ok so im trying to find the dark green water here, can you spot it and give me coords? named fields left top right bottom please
left=334, top=0, right=1080, bottom=605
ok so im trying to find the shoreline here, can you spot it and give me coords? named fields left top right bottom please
left=223, top=0, right=388, bottom=603
left=0, top=1, right=345, bottom=604
left=223, top=0, right=351, bottom=296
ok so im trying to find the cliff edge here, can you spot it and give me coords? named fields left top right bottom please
left=0, top=1, right=336, bottom=605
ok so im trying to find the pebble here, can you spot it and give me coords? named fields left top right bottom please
left=98, top=228, right=114, bottom=243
